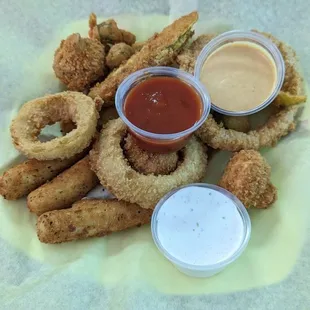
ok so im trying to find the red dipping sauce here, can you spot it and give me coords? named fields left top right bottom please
left=124, top=76, right=202, bottom=153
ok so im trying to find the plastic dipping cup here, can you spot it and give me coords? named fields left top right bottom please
left=115, top=67, right=211, bottom=153
left=151, top=184, right=251, bottom=278
left=194, top=30, right=285, bottom=116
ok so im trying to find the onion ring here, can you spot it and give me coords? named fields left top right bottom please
left=178, top=33, right=304, bottom=151
left=90, top=119, right=208, bottom=209
left=10, top=91, right=99, bottom=160
left=197, top=105, right=299, bottom=151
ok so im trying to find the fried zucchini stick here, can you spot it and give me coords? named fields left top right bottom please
left=27, top=156, right=98, bottom=215
left=37, top=199, right=152, bottom=243
left=88, top=11, right=198, bottom=104
left=0, top=153, right=84, bottom=200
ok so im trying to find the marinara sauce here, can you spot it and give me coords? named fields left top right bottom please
left=124, top=76, right=202, bottom=153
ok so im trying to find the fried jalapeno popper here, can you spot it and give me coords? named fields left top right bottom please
left=219, top=150, right=277, bottom=209
left=37, top=199, right=152, bottom=243
left=124, top=134, right=179, bottom=175
left=27, top=156, right=98, bottom=215
left=0, top=153, right=84, bottom=200
left=88, top=11, right=198, bottom=105
left=53, top=33, right=106, bottom=91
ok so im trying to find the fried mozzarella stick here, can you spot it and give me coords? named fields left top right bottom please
left=27, top=156, right=98, bottom=215
left=0, top=153, right=84, bottom=200
left=37, top=199, right=153, bottom=243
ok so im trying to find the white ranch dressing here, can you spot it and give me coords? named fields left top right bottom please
left=155, top=186, right=245, bottom=266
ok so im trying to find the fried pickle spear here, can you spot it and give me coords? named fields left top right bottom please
left=37, top=199, right=152, bottom=243
left=219, top=150, right=277, bottom=209
left=106, top=43, right=135, bottom=70
left=88, top=11, right=198, bottom=105
left=124, top=134, right=179, bottom=175
left=89, top=13, right=136, bottom=45
left=0, top=152, right=84, bottom=200
left=27, top=156, right=98, bottom=215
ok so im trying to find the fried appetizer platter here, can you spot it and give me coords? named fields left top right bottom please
left=0, top=11, right=307, bottom=245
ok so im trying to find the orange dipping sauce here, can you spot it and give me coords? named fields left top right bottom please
left=124, top=76, right=202, bottom=153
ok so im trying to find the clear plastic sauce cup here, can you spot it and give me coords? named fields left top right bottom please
left=194, top=30, right=285, bottom=116
left=116, top=67, right=211, bottom=153
left=151, top=183, right=251, bottom=278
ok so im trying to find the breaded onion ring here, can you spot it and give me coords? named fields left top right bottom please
left=180, top=32, right=304, bottom=151
left=197, top=105, right=299, bottom=151
left=10, top=91, right=99, bottom=160
left=123, top=134, right=179, bottom=175
left=90, top=119, right=207, bottom=209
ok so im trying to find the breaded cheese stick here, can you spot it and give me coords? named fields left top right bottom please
left=0, top=153, right=84, bottom=200
left=27, top=156, right=98, bottom=215
left=37, top=199, right=153, bottom=243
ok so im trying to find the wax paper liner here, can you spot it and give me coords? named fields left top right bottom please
left=1, top=0, right=310, bottom=309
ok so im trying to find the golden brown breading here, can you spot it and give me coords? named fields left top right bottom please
left=88, top=11, right=198, bottom=104
left=106, top=43, right=135, bottom=70
left=53, top=33, right=105, bottom=91
left=10, top=92, right=99, bottom=160
left=89, top=13, right=136, bottom=45
left=222, top=115, right=251, bottom=133
left=196, top=100, right=299, bottom=151
left=219, top=150, right=277, bottom=209
left=124, top=134, right=179, bottom=175
left=37, top=199, right=152, bottom=243
left=89, top=118, right=207, bottom=209
left=177, top=34, right=216, bottom=73
left=27, top=156, right=98, bottom=215
left=0, top=152, right=84, bottom=200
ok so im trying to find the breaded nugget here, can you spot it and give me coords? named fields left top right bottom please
left=106, top=43, right=134, bottom=70
left=222, top=115, right=250, bottom=133
left=37, top=199, right=152, bottom=243
left=0, top=153, right=84, bottom=200
left=27, top=156, right=98, bottom=215
left=53, top=33, right=105, bottom=91
left=132, top=41, right=145, bottom=52
left=88, top=11, right=198, bottom=104
left=219, top=150, right=277, bottom=209
left=89, top=13, right=136, bottom=45
left=124, top=134, right=179, bottom=175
